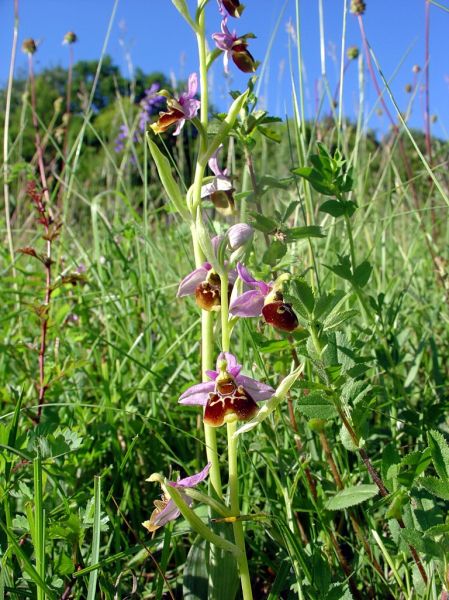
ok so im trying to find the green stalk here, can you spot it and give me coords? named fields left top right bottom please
left=221, top=269, right=252, bottom=598
left=227, top=422, right=253, bottom=600
left=191, top=0, right=222, bottom=500
left=33, top=456, right=44, bottom=600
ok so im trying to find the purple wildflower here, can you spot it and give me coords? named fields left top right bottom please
left=142, top=463, right=211, bottom=533
left=179, top=352, right=274, bottom=427
left=178, top=262, right=237, bottom=311
left=151, top=73, right=200, bottom=136
left=230, top=264, right=299, bottom=332
left=229, top=263, right=272, bottom=317
left=201, top=145, right=235, bottom=214
left=138, top=83, right=164, bottom=132
left=212, top=19, right=257, bottom=74
left=114, top=124, right=138, bottom=154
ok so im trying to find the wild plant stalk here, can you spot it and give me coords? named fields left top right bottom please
left=3, top=0, right=19, bottom=274
left=192, top=2, right=222, bottom=500
left=58, top=34, right=76, bottom=209
left=25, top=182, right=58, bottom=424
left=26, top=48, right=51, bottom=208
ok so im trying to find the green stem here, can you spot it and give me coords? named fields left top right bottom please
left=343, top=213, right=356, bottom=272
left=202, top=310, right=223, bottom=498
left=220, top=271, right=230, bottom=353
left=227, top=421, right=253, bottom=600
left=188, top=1, right=222, bottom=502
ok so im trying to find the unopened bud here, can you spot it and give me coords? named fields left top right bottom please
left=228, top=223, right=254, bottom=251
left=63, top=31, right=77, bottom=45
left=405, top=83, right=412, bottom=93
left=350, top=0, right=366, bottom=15
left=22, top=38, right=37, bottom=55
left=347, top=46, right=359, bottom=60
left=412, top=64, right=421, bottom=74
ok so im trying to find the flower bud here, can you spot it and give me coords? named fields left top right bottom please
left=63, top=31, right=78, bottom=44
left=412, top=64, right=421, bottom=74
left=228, top=223, right=253, bottom=251
left=350, top=0, right=366, bottom=15
left=22, top=38, right=37, bottom=55
left=346, top=46, right=359, bottom=60
left=405, top=83, right=412, bottom=93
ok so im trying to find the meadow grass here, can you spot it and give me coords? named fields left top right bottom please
left=1, top=1, right=449, bottom=598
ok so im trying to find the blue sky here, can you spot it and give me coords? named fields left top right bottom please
left=1, top=0, right=449, bottom=138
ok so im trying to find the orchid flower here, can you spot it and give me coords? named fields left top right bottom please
left=179, top=352, right=274, bottom=427
left=177, top=262, right=237, bottom=311
left=230, top=264, right=299, bottom=332
left=142, top=463, right=211, bottom=533
left=218, top=0, right=244, bottom=18
left=212, top=19, right=257, bottom=74
left=150, top=73, right=200, bottom=136
left=201, top=145, right=235, bottom=215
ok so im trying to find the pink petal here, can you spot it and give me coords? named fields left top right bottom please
left=170, top=463, right=211, bottom=488
left=186, top=72, right=198, bottom=98
left=205, top=369, right=218, bottom=380
left=216, top=352, right=242, bottom=377
left=172, top=118, right=186, bottom=136
left=236, top=374, right=274, bottom=402
left=179, top=381, right=215, bottom=405
left=229, top=289, right=265, bottom=317
left=151, top=499, right=180, bottom=527
left=177, top=265, right=209, bottom=296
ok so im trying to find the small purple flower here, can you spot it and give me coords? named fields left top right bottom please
left=218, top=0, right=244, bottom=18
left=151, top=73, right=200, bottom=136
left=179, top=352, right=275, bottom=427
left=212, top=19, right=257, bottom=74
left=229, top=263, right=272, bottom=317
left=201, top=145, right=235, bottom=215
left=114, top=124, right=138, bottom=154
left=138, top=82, right=164, bottom=132
left=230, top=264, right=299, bottom=331
left=178, top=262, right=237, bottom=311
left=142, top=463, right=211, bottom=533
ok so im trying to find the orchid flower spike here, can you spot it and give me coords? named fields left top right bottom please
left=212, top=19, right=257, bottom=74
left=230, top=264, right=299, bottom=332
left=179, top=352, right=274, bottom=427
left=201, top=145, right=236, bottom=215
left=142, top=463, right=211, bottom=533
left=150, top=73, right=200, bottom=136
left=178, top=262, right=237, bottom=311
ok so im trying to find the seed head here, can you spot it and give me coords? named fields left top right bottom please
left=22, top=38, right=37, bottom=55
left=347, top=46, right=359, bottom=60
left=63, top=31, right=77, bottom=44
left=350, top=0, right=366, bottom=15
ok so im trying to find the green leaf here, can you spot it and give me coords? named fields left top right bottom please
left=291, top=279, right=315, bottom=315
left=292, top=167, right=335, bottom=196
left=284, top=225, right=325, bottom=242
left=397, top=449, right=432, bottom=487
left=325, top=484, right=378, bottom=510
left=322, top=309, right=358, bottom=332
left=324, top=255, right=353, bottom=281
left=146, top=139, right=190, bottom=221
left=400, top=527, right=444, bottom=560
left=319, top=200, right=346, bottom=218
left=258, top=125, right=282, bottom=143
left=313, top=290, right=346, bottom=320
left=419, top=476, right=449, bottom=500
left=298, top=393, right=338, bottom=420
left=353, top=260, right=372, bottom=288
left=427, top=430, right=449, bottom=483
left=183, top=539, right=209, bottom=600
left=249, top=211, right=277, bottom=233
left=263, top=240, right=287, bottom=266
